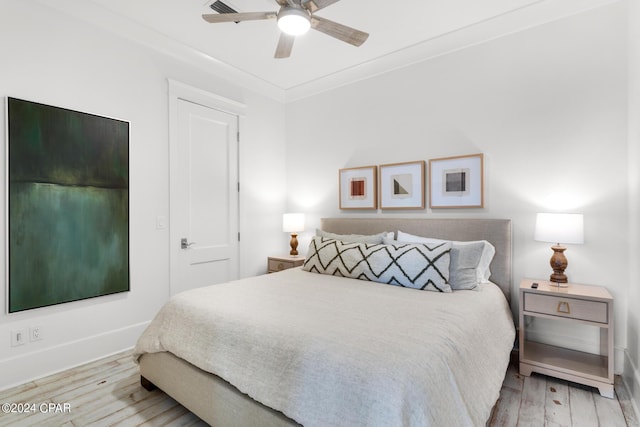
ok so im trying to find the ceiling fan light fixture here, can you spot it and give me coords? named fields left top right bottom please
left=277, top=7, right=311, bottom=36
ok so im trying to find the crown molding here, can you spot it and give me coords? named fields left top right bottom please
left=283, top=0, right=620, bottom=102
left=36, top=0, right=619, bottom=104
left=35, top=0, right=287, bottom=103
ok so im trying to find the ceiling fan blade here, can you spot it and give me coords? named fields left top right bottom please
left=274, top=33, right=295, bottom=58
left=310, top=16, right=368, bottom=47
left=210, top=0, right=238, bottom=14
left=303, top=0, right=341, bottom=13
left=202, top=12, right=276, bottom=23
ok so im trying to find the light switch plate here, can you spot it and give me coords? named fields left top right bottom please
left=11, top=329, right=27, bottom=346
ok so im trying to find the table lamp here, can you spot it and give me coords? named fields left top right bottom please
left=283, top=213, right=305, bottom=256
left=534, top=212, right=584, bottom=286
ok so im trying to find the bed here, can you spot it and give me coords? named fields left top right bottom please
left=134, top=218, right=515, bottom=426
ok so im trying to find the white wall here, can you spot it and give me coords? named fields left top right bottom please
left=0, top=0, right=636, bottom=409
left=0, top=1, right=286, bottom=389
left=286, top=2, right=629, bottom=371
left=625, top=0, right=640, bottom=412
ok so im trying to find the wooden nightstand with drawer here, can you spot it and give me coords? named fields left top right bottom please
left=267, top=255, right=305, bottom=273
left=519, top=279, right=614, bottom=398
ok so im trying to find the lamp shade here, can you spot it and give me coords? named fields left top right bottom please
left=534, top=213, right=584, bottom=245
left=283, top=213, right=305, bottom=233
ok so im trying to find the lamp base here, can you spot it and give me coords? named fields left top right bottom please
left=549, top=278, right=569, bottom=288
left=289, top=233, right=299, bottom=256
left=549, top=245, right=569, bottom=285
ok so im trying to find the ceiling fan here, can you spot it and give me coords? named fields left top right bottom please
left=202, top=0, right=369, bottom=59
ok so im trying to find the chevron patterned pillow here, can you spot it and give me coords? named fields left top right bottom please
left=302, top=237, right=452, bottom=292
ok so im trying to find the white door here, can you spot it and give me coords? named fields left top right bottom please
left=169, top=96, right=239, bottom=296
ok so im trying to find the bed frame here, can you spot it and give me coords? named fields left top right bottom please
left=139, top=217, right=512, bottom=426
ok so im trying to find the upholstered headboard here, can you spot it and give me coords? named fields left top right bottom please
left=320, top=218, right=512, bottom=301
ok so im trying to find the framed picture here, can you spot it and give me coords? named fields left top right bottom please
left=429, top=153, right=484, bottom=208
left=339, top=166, right=377, bottom=210
left=379, top=161, right=425, bottom=209
left=6, top=97, right=130, bottom=313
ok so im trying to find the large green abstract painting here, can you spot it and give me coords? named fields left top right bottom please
left=7, top=97, right=129, bottom=313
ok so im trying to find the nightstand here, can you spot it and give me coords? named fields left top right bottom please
left=519, top=279, right=614, bottom=398
left=267, top=255, right=305, bottom=273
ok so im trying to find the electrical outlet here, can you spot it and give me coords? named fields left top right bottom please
left=30, top=326, right=43, bottom=342
left=11, top=329, right=27, bottom=347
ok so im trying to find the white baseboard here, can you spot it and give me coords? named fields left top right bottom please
left=0, top=321, right=149, bottom=392
left=623, top=349, right=640, bottom=421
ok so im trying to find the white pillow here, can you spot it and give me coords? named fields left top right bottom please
left=396, top=230, right=495, bottom=285
left=304, top=237, right=452, bottom=292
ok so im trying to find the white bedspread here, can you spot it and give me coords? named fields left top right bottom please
left=134, top=268, right=515, bottom=427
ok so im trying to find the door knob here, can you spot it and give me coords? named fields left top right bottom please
left=181, top=238, right=196, bottom=249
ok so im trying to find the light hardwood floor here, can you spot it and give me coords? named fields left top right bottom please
left=489, top=364, right=639, bottom=427
left=0, top=350, right=637, bottom=426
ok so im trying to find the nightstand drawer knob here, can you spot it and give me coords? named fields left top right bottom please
left=557, top=301, right=571, bottom=314
left=277, top=263, right=284, bottom=270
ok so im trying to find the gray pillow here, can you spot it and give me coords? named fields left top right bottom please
left=448, top=241, right=486, bottom=290
left=395, top=232, right=493, bottom=290
left=316, top=229, right=390, bottom=244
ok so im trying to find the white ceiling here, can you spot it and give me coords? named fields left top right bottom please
left=39, top=0, right=616, bottom=102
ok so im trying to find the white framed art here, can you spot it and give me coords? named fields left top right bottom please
left=379, top=161, right=425, bottom=209
left=429, top=153, right=484, bottom=208
left=339, top=165, right=377, bottom=210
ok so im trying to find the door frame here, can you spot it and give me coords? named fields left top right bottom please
left=167, top=79, right=245, bottom=295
